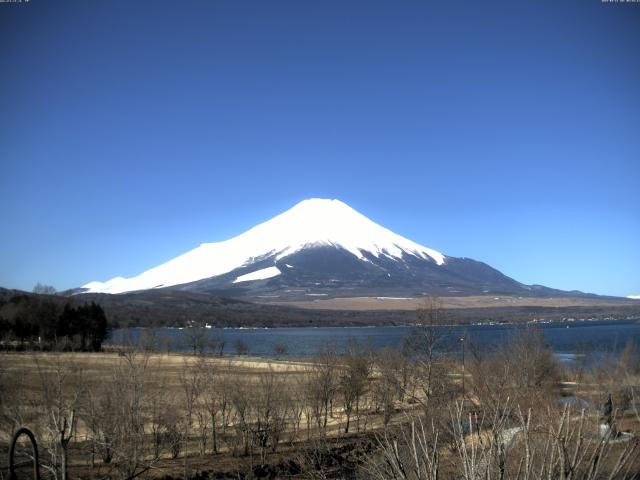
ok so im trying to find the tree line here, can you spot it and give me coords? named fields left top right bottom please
left=0, top=294, right=109, bottom=351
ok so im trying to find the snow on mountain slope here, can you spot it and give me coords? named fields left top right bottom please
left=233, top=266, right=281, bottom=284
left=82, top=198, right=446, bottom=294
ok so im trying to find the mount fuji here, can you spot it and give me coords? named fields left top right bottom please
left=81, top=198, right=570, bottom=300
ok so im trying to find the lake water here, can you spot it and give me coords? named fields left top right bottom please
left=108, top=319, right=640, bottom=363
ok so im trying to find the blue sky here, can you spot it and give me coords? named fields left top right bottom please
left=1, top=0, right=638, bottom=297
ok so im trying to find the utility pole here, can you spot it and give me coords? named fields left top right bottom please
left=460, top=335, right=466, bottom=402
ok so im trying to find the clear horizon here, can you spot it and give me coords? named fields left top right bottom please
left=1, top=1, right=638, bottom=297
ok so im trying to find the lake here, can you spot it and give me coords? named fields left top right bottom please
left=108, top=318, right=640, bottom=364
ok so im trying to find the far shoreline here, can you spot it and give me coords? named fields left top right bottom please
left=110, top=315, right=640, bottom=331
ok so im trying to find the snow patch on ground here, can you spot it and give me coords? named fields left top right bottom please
left=232, top=266, right=281, bottom=283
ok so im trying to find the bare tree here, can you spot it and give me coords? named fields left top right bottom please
left=405, top=297, right=452, bottom=418
left=148, top=382, right=181, bottom=460
left=339, top=345, right=370, bottom=433
left=210, top=330, right=226, bottom=356
left=234, top=338, right=250, bottom=356
left=467, top=326, right=560, bottom=414
left=183, top=326, right=210, bottom=355
left=373, top=350, right=402, bottom=427
left=202, top=359, right=222, bottom=454
left=180, top=357, right=204, bottom=477
left=229, top=374, right=252, bottom=456
left=4, top=355, right=85, bottom=480
left=273, top=341, right=288, bottom=358
left=288, top=377, right=306, bottom=442
left=368, top=400, right=639, bottom=480
left=33, top=355, right=82, bottom=480
left=366, top=418, right=440, bottom=480
left=91, top=350, right=163, bottom=480
left=33, top=282, right=57, bottom=295
left=306, top=347, right=338, bottom=433
left=253, top=367, right=291, bottom=462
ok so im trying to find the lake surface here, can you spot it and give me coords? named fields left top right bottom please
left=108, top=319, right=640, bottom=363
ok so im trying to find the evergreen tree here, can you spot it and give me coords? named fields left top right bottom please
left=0, top=295, right=110, bottom=351
left=88, top=302, right=108, bottom=351
left=57, top=304, right=75, bottom=338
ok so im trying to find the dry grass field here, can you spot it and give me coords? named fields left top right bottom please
left=0, top=350, right=401, bottom=479
left=270, top=294, right=640, bottom=311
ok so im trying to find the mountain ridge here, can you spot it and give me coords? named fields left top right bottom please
left=80, top=199, right=605, bottom=301
left=82, top=198, right=447, bottom=294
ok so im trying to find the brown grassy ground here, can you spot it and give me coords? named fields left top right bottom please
left=0, top=351, right=392, bottom=479
left=1, top=351, right=638, bottom=479
left=270, top=294, right=640, bottom=310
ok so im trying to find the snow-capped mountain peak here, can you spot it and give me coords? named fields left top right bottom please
left=240, top=198, right=445, bottom=264
left=82, top=198, right=445, bottom=294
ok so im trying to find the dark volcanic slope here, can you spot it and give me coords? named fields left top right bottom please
left=170, top=245, right=591, bottom=301
left=80, top=200, right=611, bottom=302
